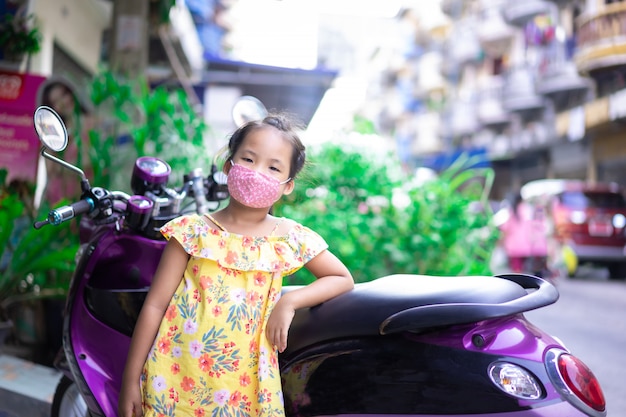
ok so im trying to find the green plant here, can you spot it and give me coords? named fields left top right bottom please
left=0, top=12, right=41, bottom=59
left=0, top=170, right=78, bottom=320
left=85, top=70, right=212, bottom=193
left=153, top=0, right=177, bottom=24
left=274, top=142, right=500, bottom=285
left=0, top=70, right=210, bottom=311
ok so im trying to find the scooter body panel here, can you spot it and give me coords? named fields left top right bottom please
left=63, top=226, right=161, bottom=416
left=60, top=227, right=605, bottom=417
left=281, top=316, right=571, bottom=417
left=309, top=403, right=591, bottom=417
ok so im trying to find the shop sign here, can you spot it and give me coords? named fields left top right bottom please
left=0, top=70, right=46, bottom=183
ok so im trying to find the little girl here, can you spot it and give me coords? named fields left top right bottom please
left=118, top=113, right=354, bottom=417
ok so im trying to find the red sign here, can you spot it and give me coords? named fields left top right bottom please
left=0, top=70, right=47, bottom=183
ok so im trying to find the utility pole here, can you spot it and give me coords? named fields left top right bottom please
left=108, top=0, right=149, bottom=79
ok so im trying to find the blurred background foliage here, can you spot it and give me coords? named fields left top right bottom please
left=0, top=169, right=77, bottom=319
left=0, top=70, right=209, bottom=320
left=5, top=70, right=501, bottom=304
left=86, top=70, right=212, bottom=193
left=275, top=142, right=501, bottom=285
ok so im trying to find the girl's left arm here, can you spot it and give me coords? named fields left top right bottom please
left=266, top=249, right=354, bottom=352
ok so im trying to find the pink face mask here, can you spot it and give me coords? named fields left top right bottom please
left=227, top=161, right=291, bottom=208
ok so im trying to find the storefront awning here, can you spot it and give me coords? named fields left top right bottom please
left=200, top=56, right=338, bottom=125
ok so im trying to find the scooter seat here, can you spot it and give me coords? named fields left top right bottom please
left=283, top=273, right=558, bottom=355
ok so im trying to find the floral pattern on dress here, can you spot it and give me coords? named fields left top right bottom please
left=141, top=214, right=327, bottom=417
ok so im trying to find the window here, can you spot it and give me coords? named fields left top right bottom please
left=560, top=191, right=626, bottom=209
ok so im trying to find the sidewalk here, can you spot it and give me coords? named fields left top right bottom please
left=0, top=354, right=60, bottom=417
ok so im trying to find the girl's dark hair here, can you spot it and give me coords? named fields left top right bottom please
left=225, top=113, right=306, bottom=179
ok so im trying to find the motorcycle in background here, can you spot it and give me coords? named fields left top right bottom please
left=32, top=105, right=607, bottom=417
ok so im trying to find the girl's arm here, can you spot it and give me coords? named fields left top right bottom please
left=118, top=239, right=189, bottom=417
left=266, top=249, right=354, bottom=352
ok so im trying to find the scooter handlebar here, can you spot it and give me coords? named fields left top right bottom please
left=34, top=198, right=95, bottom=229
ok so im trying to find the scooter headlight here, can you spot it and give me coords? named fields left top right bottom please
left=488, top=362, right=543, bottom=399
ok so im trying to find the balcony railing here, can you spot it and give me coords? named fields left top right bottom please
left=440, top=0, right=466, bottom=19
left=575, top=3, right=626, bottom=73
left=441, top=94, right=480, bottom=139
left=477, top=75, right=510, bottom=132
left=444, top=18, right=482, bottom=69
left=502, top=65, right=546, bottom=122
left=477, top=7, right=515, bottom=58
left=537, top=60, right=594, bottom=111
left=502, top=0, right=551, bottom=27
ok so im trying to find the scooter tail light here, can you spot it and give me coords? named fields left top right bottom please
left=545, top=348, right=607, bottom=417
left=558, top=353, right=605, bottom=411
left=488, top=362, right=543, bottom=400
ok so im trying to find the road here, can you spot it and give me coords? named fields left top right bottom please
left=525, top=268, right=626, bottom=417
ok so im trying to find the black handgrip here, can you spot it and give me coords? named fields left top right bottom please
left=71, top=198, right=94, bottom=216
left=34, top=198, right=94, bottom=228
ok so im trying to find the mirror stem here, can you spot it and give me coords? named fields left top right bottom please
left=41, top=148, right=89, bottom=184
left=80, top=179, right=91, bottom=193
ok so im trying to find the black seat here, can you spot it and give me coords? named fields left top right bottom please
left=283, top=274, right=557, bottom=355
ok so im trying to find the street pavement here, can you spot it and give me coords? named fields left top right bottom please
left=527, top=266, right=626, bottom=417
left=0, top=353, right=60, bottom=417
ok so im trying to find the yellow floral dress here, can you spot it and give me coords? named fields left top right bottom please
left=141, top=213, right=327, bottom=417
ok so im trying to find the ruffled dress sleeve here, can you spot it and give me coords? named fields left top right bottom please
left=160, top=214, right=212, bottom=251
left=159, top=215, right=328, bottom=276
left=280, top=223, right=329, bottom=276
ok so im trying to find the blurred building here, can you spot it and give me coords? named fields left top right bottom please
left=5, top=0, right=626, bottom=198
left=1, top=0, right=111, bottom=89
left=2, top=0, right=336, bottom=151
left=372, top=0, right=626, bottom=198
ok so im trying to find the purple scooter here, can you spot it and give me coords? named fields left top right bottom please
left=33, top=106, right=607, bottom=417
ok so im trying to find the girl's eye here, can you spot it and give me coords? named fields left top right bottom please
left=270, top=166, right=280, bottom=172
left=241, top=157, right=253, bottom=163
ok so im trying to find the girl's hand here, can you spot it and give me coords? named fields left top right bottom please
left=118, top=383, right=143, bottom=417
left=266, top=296, right=296, bottom=353
left=265, top=250, right=354, bottom=353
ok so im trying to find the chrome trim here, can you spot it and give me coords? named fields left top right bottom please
left=545, top=348, right=607, bottom=417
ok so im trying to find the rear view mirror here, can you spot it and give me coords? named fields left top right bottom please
left=232, top=95, right=268, bottom=127
left=33, top=106, right=68, bottom=152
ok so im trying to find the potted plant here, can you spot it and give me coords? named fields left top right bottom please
left=0, top=170, right=77, bottom=361
left=86, top=70, right=212, bottom=191
left=0, top=11, right=41, bottom=62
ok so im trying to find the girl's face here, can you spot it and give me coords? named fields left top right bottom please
left=230, top=126, right=294, bottom=185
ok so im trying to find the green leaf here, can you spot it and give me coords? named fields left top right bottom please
left=275, top=141, right=499, bottom=284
